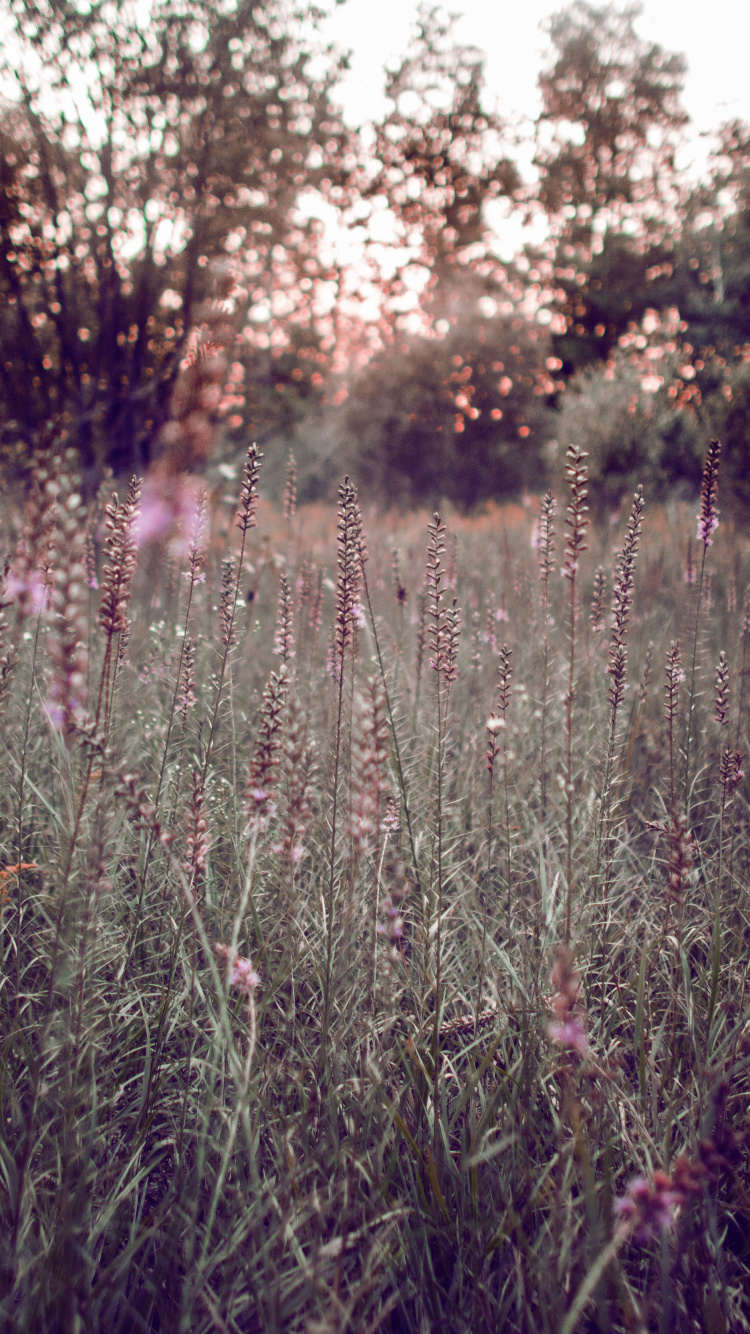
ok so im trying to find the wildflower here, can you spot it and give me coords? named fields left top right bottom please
left=665, top=641, right=685, bottom=715
left=273, top=571, right=295, bottom=663
left=377, top=897, right=404, bottom=940
left=719, top=747, right=743, bottom=798
left=184, top=770, right=209, bottom=885
left=377, top=889, right=407, bottom=964
left=283, top=451, right=297, bottom=522
left=309, top=568, right=324, bottom=633
left=7, top=451, right=59, bottom=619
left=714, top=650, right=730, bottom=727
left=548, top=946, right=588, bottom=1055
left=215, top=943, right=260, bottom=996
left=98, top=477, right=142, bottom=639
left=671, top=1154, right=708, bottom=1199
left=235, top=441, right=262, bottom=536
left=495, top=645, right=512, bottom=717
left=590, top=566, right=607, bottom=633
left=615, top=1172, right=679, bottom=1241
left=331, top=477, right=364, bottom=679
left=296, top=556, right=312, bottom=611
left=381, top=797, right=401, bottom=833
left=178, top=636, right=196, bottom=720
left=244, top=665, right=289, bottom=825
left=562, top=445, right=589, bottom=583
left=219, top=557, right=238, bottom=647
left=5, top=570, right=47, bottom=617
left=185, top=491, right=207, bottom=590
left=548, top=1017, right=588, bottom=1053
left=85, top=527, right=98, bottom=589
left=697, top=437, right=721, bottom=547
left=136, top=474, right=203, bottom=551
left=537, top=490, right=557, bottom=624
left=0, top=863, right=39, bottom=908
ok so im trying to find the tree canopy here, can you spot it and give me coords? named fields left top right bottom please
left=2, top=0, right=750, bottom=512
left=0, top=0, right=349, bottom=478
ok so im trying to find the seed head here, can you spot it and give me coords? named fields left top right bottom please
left=219, top=557, right=237, bottom=647
left=283, top=451, right=297, bottom=523
left=562, top=446, right=589, bottom=582
left=697, top=438, right=721, bottom=548
left=714, top=650, right=730, bottom=727
left=274, top=571, right=295, bottom=664
left=615, top=1173, right=679, bottom=1241
left=235, top=441, right=262, bottom=536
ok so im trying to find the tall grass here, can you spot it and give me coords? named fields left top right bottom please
left=1, top=445, right=750, bottom=1333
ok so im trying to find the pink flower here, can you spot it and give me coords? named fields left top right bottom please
left=43, top=702, right=65, bottom=730
left=549, top=1018, right=588, bottom=1053
left=135, top=492, right=173, bottom=545
left=697, top=512, right=719, bottom=547
left=135, top=476, right=205, bottom=554
left=229, top=957, right=260, bottom=994
left=6, top=571, right=47, bottom=616
left=215, top=944, right=260, bottom=997
left=615, top=1172, right=679, bottom=1241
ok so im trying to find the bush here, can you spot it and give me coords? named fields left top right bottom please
left=553, top=349, right=706, bottom=515
left=342, top=311, right=554, bottom=507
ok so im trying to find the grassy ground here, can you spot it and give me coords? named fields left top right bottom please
left=1, top=444, right=749, bottom=1332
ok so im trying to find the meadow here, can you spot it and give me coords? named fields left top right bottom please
left=1, top=440, right=750, bottom=1333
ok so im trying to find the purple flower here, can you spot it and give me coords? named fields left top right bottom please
left=215, top=943, right=260, bottom=998
left=6, top=571, right=47, bottom=615
left=697, top=512, right=719, bottom=547
left=229, top=957, right=260, bottom=994
left=615, top=1172, right=678, bottom=1241
left=549, top=1018, right=588, bottom=1053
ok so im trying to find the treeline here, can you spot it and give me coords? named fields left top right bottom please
left=1, top=0, right=750, bottom=510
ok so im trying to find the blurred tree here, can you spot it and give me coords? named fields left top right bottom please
left=530, top=1, right=688, bottom=373
left=665, top=122, right=750, bottom=354
left=0, top=0, right=350, bottom=480
left=359, top=7, right=520, bottom=321
left=337, top=8, right=548, bottom=508
left=535, top=1, right=687, bottom=224
left=553, top=343, right=705, bottom=514
left=343, top=309, right=554, bottom=508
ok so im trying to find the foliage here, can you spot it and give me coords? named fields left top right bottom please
left=359, top=8, right=520, bottom=315
left=0, top=0, right=349, bottom=476
left=531, top=5, right=750, bottom=399
left=552, top=348, right=702, bottom=513
left=1, top=447, right=750, bottom=1329
left=343, top=307, right=556, bottom=507
left=535, top=1, right=687, bottom=223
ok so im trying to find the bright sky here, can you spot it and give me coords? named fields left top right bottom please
left=323, top=0, right=749, bottom=160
